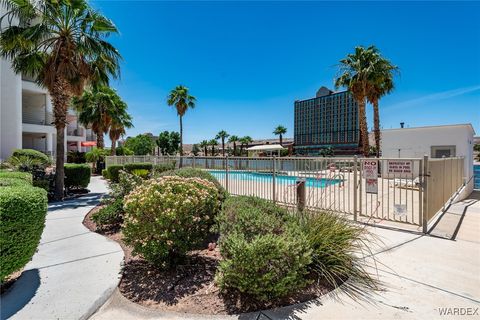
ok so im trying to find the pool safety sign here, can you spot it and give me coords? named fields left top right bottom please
left=363, top=160, right=378, bottom=194
left=387, top=160, right=412, bottom=177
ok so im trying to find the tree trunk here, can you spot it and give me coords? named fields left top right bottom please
left=96, top=130, right=104, bottom=149
left=373, top=99, right=381, bottom=158
left=358, top=98, right=369, bottom=157
left=211, top=146, right=215, bottom=156
left=111, top=139, right=116, bottom=156
left=51, top=78, right=71, bottom=201
left=179, top=115, right=183, bottom=167
left=222, top=139, right=225, bottom=156
left=233, top=142, right=236, bottom=156
left=279, top=134, right=283, bottom=146
left=204, top=146, right=207, bottom=156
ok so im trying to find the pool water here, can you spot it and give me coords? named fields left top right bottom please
left=475, top=165, right=480, bottom=189
left=208, top=170, right=340, bottom=188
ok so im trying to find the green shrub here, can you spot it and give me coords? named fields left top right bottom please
left=101, top=169, right=110, bottom=179
left=153, top=162, right=175, bottom=173
left=115, top=146, right=134, bottom=156
left=0, top=171, right=32, bottom=184
left=67, top=151, right=86, bottom=164
left=216, top=196, right=292, bottom=238
left=11, top=149, right=51, bottom=166
left=299, top=211, right=378, bottom=296
left=123, top=176, right=222, bottom=268
left=216, top=223, right=312, bottom=301
left=124, top=162, right=153, bottom=173
left=64, top=164, right=91, bottom=189
left=130, top=168, right=150, bottom=179
left=32, top=179, right=50, bottom=191
left=92, top=199, right=124, bottom=229
left=109, top=171, right=143, bottom=201
left=106, top=165, right=124, bottom=182
left=0, top=177, right=31, bottom=187
left=158, top=168, right=227, bottom=201
left=0, top=185, right=48, bottom=282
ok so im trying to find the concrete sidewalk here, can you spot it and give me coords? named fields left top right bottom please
left=92, top=192, right=480, bottom=320
left=1, top=176, right=123, bottom=320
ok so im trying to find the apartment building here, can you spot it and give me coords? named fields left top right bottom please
left=0, top=58, right=96, bottom=161
left=294, top=86, right=359, bottom=155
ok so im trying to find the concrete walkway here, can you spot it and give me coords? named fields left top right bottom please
left=1, top=177, right=123, bottom=320
left=92, top=191, right=480, bottom=320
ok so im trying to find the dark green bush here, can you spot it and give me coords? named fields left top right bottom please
left=12, top=149, right=51, bottom=166
left=0, top=185, right=48, bottom=282
left=32, top=179, right=50, bottom=191
left=124, top=162, right=153, bottom=173
left=67, top=151, right=86, bottom=164
left=158, top=168, right=227, bottom=200
left=64, top=164, right=91, bottom=189
left=0, top=177, right=32, bottom=187
left=106, top=165, right=124, bottom=182
left=101, top=169, right=110, bottom=179
left=92, top=199, right=124, bottom=229
left=216, top=216, right=311, bottom=300
left=299, top=211, right=378, bottom=297
left=153, top=162, right=175, bottom=173
left=115, top=146, right=134, bottom=156
left=215, top=196, right=312, bottom=301
left=0, top=171, right=32, bottom=184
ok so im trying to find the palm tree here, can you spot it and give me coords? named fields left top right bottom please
left=0, top=0, right=120, bottom=200
left=366, top=56, right=399, bottom=158
left=273, top=125, right=287, bottom=146
left=239, top=136, right=253, bottom=155
left=109, top=106, right=133, bottom=156
left=228, top=135, right=239, bottom=156
left=208, top=139, right=218, bottom=156
left=216, top=130, right=230, bottom=156
left=199, top=140, right=209, bottom=156
left=335, top=46, right=379, bottom=157
left=167, top=85, right=196, bottom=162
left=73, top=86, right=124, bottom=149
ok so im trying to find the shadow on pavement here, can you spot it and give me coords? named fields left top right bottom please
left=1, top=269, right=41, bottom=320
left=47, top=193, right=104, bottom=212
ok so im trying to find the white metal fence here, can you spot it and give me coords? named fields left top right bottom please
left=105, top=155, right=467, bottom=232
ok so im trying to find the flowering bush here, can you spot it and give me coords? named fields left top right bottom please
left=123, top=176, right=222, bottom=267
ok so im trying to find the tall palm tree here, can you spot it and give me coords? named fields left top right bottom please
left=73, top=86, right=124, bottom=149
left=273, top=125, right=287, bottom=146
left=0, top=0, right=120, bottom=200
left=216, top=130, right=229, bottom=156
left=208, top=139, right=217, bottom=156
left=228, top=135, right=239, bottom=156
left=199, top=140, right=209, bottom=156
left=109, top=105, right=133, bottom=156
left=335, top=46, right=379, bottom=157
left=239, top=136, right=253, bottom=155
left=167, top=85, right=196, bottom=161
left=367, top=57, right=399, bottom=157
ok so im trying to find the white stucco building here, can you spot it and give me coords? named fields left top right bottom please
left=0, top=58, right=96, bottom=161
left=380, top=123, right=475, bottom=193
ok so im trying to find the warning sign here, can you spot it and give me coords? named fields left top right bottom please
left=387, top=160, right=413, bottom=177
left=363, top=160, right=378, bottom=194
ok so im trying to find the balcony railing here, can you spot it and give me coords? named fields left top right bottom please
left=22, top=110, right=54, bottom=126
left=67, top=127, right=84, bottom=137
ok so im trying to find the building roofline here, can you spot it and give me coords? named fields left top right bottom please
left=382, top=123, right=476, bottom=135
left=295, top=89, right=351, bottom=103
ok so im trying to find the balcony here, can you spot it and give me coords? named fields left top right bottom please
left=22, top=109, right=54, bottom=126
left=67, top=127, right=84, bottom=137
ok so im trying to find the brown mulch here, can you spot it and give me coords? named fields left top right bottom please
left=83, top=206, right=329, bottom=315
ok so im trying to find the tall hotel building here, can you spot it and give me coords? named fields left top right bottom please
left=294, top=86, right=359, bottom=155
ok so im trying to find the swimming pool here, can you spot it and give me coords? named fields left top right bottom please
left=207, top=170, right=340, bottom=188
left=474, top=165, right=480, bottom=189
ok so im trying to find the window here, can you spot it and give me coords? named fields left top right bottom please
left=431, top=145, right=456, bottom=158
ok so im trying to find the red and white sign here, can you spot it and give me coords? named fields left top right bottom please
left=363, top=160, right=378, bottom=194
left=387, top=160, right=412, bottom=177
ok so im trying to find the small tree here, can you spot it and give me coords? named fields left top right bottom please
left=124, top=135, right=155, bottom=155
left=216, top=130, right=230, bottom=156
left=208, top=139, right=218, bottom=156
left=192, top=144, right=200, bottom=156
left=273, top=125, right=287, bottom=146
left=200, top=140, right=209, bottom=156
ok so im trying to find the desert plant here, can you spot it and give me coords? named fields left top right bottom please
left=0, top=184, right=47, bottom=282
left=64, top=164, right=91, bottom=190
left=123, top=162, right=153, bottom=173
left=108, top=171, right=143, bottom=201
left=215, top=196, right=312, bottom=301
left=156, top=168, right=227, bottom=201
left=11, top=149, right=51, bottom=166
left=91, top=198, right=124, bottom=229
left=299, top=211, right=379, bottom=299
left=131, top=169, right=150, bottom=179
left=123, top=176, right=221, bottom=268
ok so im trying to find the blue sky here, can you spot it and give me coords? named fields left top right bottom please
left=92, top=1, right=480, bottom=143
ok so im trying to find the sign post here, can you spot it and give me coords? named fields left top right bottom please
left=363, top=160, right=378, bottom=194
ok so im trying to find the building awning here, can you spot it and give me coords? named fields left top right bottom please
left=246, top=144, right=286, bottom=152
left=81, top=141, right=96, bottom=147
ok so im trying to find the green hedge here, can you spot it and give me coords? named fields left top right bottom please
left=153, top=162, right=175, bottom=173
left=0, top=185, right=48, bottom=282
left=0, top=177, right=32, bottom=187
left=106, top=165, right=124, bottom=182
left=0, top=171, right=32, bottom=184
left=64, top=164, right=91, bottom=189
left=124, top=162, right=153, bottom=173
left=12, top=149, right=51, bottom=166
